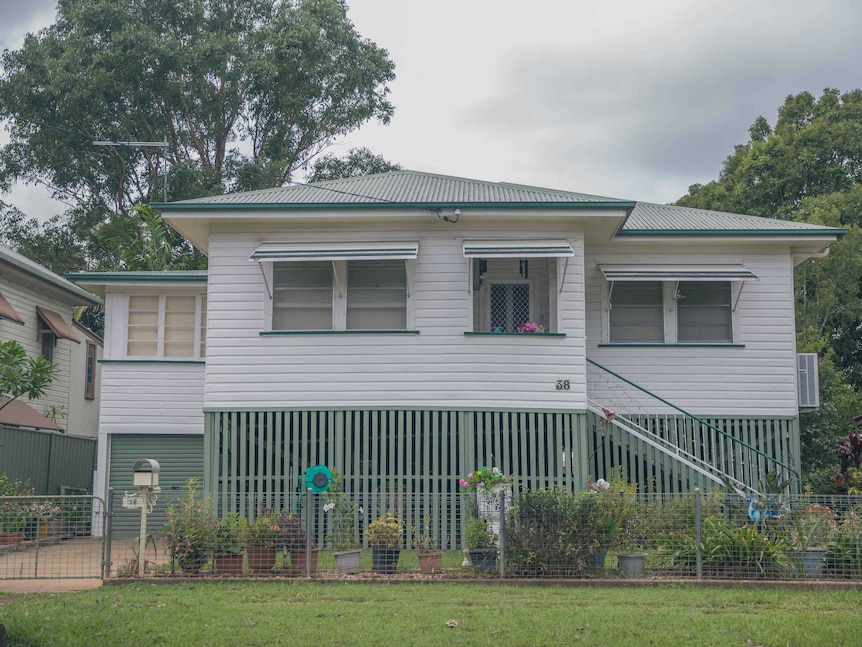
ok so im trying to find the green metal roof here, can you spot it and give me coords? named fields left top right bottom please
left=622, top=202, right=846, bottom=237
left=152, top=169, right=845, bottom=238
left=66, top=270, right=208, bottom=283
left=0, top=244, right=101, bottom=305
left=153, top=170, right=634, bottom=211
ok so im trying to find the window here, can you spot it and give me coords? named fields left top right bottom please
left=272, top=262, right=333, bottom=330
left=126, top=294, right=207, bottom=358
left=676, top=282, right=732, bottom=343
left=489, top=282, right=531, bottom=333
left=271, top=260, right=408, bottom=331
left=38, top=316, right=56, bottom=362
left=347, top=261, right=406, bottom=330
left=85, top=341, right=97, bottom=399
left=609, top=282, right=664, bottom=343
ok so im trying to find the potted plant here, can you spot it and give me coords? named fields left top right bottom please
left=365, top=511, right=404, bottom=574
left=615, top=498, right=647, bottom=577
left=29, top=500, right=62, bottom=539
left=790, top=503, right=836, bottom=577
left=414, top=516, right=444, bottom=574
left=277, top=512, right=318, bottom=576
left=162, top=478, right=216, bottom=574
left=212, top=513, right=248, bottom=575
left=0, top=475, right=32, bottom=544
left=244, top=509, right=282, bottom=574
left=324, top=473, right=362, bottom=574
left=459, top=466, right=512, bottom=541
left=464, top=518, right=497, bottom=572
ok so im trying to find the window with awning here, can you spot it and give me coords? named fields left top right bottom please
left=250, top=242, right=418, bottom=262
left=0, top=291, right=24, bottom=324
left=600, top=264, right=755, bottom=344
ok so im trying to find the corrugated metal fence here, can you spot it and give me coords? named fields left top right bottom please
left=0, top=425, right=97, bottom=495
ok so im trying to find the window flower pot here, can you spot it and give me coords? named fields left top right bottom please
left=0, top=533, right=23, bottom=545
left=334, top=549, right=361, bottom=574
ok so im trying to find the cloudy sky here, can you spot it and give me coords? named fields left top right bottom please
left=2, top=0, right=862, bottom=220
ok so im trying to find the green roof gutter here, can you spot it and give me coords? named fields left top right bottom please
left=66, top=271, right=208, bottom=283
left=618, top=228, right=847, bottom=238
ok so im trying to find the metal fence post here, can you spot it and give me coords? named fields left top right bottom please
left=306, top=488, right=313, bottom=577
left=103, top=488, right=114, bottom=581
left=498, top=488, right=506, bottom=578
left=694, top=488, right=702, bottom=580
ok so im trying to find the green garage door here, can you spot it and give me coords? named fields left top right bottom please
left=108, top=434, right=204, bottom=538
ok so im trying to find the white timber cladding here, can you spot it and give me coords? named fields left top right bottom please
left=0, top=272, right=75, bottom=423
left=205, top=220, right=587, bottom=410
left=585, top=245, right=799, bottom=417
left=98, top=362, right=205, bottom=434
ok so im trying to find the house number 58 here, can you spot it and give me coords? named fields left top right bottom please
left=555, top=380, right=570, bottom=391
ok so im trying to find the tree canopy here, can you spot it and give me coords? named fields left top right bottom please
left=0, top=0, right=395, bottom=215
left=0, top=341, right=57, bottom=412
left=677, top=88, right=862, bottom=491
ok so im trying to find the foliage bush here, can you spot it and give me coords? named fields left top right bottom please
left=464, top=519, right=496, bottom=550
left=504, top=488, right=606, bottom=576
left=163, top=479, right=217, bottom=573
left=825, top=506, right=862, bottom=578
left=364, top=511, right=404, bottom=548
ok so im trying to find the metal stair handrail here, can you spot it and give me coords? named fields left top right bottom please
left=586, top=358, right=801, bottom=494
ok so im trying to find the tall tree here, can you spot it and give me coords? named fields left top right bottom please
left=0, top=0, right=395, bottom=217
left=679, top=89, right=862, bottom=220
left=306, top=147, right=402, bottom=183
left=676, top=88, right=862, bottom=491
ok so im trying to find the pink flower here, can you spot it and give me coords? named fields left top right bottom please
left=459, top=479, right=469, bottom=487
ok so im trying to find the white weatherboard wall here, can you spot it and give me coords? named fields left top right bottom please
left=585, top=244, right=799, bottom=417
left=204, top=218, right=588, bottom=411
left=0, top=272, right=75, bottom=422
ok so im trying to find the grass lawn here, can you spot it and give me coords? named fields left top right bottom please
left=1, top=582, right=860, bottom=646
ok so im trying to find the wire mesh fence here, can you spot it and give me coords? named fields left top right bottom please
left=5, top=489, right=858, bottom=581
left=99, top=485, right=862, bottom=581
left=0, top=495, right=105, bottom=580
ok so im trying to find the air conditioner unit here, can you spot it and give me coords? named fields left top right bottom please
left=798, top=353, right=819, bottom=410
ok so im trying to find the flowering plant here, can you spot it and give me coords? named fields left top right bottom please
left=163, top=478, right=217, bottom=573
left=323, top=471, right=362, bottom=550
left=364, top=511, right=404, bottom=548
left=245, top=509, right=282, bottom=546
left=459, top=466, right=510, bottom=494
left=587, top=469, right=638, bottom=550
left=29, top=500, right=61, bottom=521
left=791, top=503, right=837, bottom=550
left=516, top=321, right=544, bottom=334
left=0, top=475, right=33, bottom=534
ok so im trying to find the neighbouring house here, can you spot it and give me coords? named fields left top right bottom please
left=69, top=171, right=844, bottom=534
left=0, top=244, right=102, bottom=494
left=0, top=244, right=103, bottom=436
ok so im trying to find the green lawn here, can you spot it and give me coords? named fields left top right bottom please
left=2, top=582, right=860, bottom=646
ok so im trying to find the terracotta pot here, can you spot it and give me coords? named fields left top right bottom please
left=246, top=545, right=278, bottom=574
left=0, top=533, right=24, bottom=545
left=289, top=547, right=319, bottom=576
left=418, top=551, right=443, bottom=574
left=213, top=553, right=246, bottom=575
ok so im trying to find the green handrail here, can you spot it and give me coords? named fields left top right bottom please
left=586, top=357, right=801, bottom=493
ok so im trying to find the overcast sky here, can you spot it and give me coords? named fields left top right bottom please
left=2, top=0, right=862, bottom=221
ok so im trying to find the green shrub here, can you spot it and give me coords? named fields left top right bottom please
left=504, top=488, right=604, bottom=576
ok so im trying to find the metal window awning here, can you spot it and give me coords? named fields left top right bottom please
left=463, top=241, right=575, bottom=258
left=0, top=290, right=24, bottom=324
left=249, top=242, right=419, bottom=262
left=599, top=264, right=759, bottom=281
left=36, top=306, right=81, bottom=343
